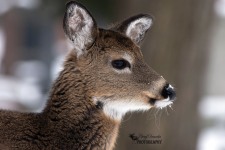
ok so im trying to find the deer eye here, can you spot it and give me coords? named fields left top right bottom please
left=111, top=59, right=131, bottom=70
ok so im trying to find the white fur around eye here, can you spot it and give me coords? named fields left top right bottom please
left=113, top=67, right=131, bottom=74
left=123, top=53, right=133, bottom=64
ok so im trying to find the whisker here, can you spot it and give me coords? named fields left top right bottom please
left=165, top=107, right=169, bottom=116
left=169, top=105, right=175, bottom=111
left=147, top=108, right=156, bottom=121
left=154, top=108, right=162, bottom=131
left=122, top=112, right=133, bottom=123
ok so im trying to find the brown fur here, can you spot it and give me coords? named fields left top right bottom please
left=0, top=1, right=174, bottom=149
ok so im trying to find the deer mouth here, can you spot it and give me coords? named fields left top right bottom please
left=149, top=97, right=174, bottom=109
left=149, top=98, right=157, bottom=105
left=148, top=84, right=176, bottom=108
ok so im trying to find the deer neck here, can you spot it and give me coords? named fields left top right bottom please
left=43, top=61, right=120, bottom=149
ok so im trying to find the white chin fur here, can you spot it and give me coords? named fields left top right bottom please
left=103, top=101, right=150, bottom=120
left=93, top=97, right=150, bottom=121
left=155, top=97, right=173, bottom=109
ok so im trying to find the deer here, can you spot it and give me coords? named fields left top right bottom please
left=0, top=1, right=176, bottom=150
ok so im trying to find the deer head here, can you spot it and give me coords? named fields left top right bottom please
left=63, top=1, right=176, bottom=120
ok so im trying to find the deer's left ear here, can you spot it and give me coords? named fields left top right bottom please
left=63, top=1, right=97, bottom=56
left=112, top=14, right=153, bottom=46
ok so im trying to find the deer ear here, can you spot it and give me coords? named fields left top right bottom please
left=63, top=1, right=97, bottom=56
left=112, top=14, right=153, bottom=46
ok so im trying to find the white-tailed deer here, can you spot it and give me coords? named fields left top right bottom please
left=0, top=1, right=176, bottom=149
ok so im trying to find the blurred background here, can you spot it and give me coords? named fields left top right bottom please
left=0, top=0, right=225, bottom=149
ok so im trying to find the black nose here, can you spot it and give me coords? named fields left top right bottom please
left=162, top=84, right=176, bottom=100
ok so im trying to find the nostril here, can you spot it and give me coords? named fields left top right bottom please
left=162, top=84, right=176, bottom=100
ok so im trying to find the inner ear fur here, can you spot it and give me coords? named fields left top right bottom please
left=111, top=14, right=153, bottom=46
left=63, top=1, right=98, bottom=56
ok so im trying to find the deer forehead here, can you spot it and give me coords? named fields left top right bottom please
left=101, top=51, right=134, bottom=63
left=96, top=29, right=143, bottom=56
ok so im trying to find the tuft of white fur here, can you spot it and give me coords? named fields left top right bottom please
left=169, top=84, right=174, bottom=89
left=155, top=97, right=173, bottom=109
left=93, top=97, right=150, bottom=120
left=67, top=5, right=94, bottom=57
left=123, top=52, right=133, bottom=64
left=113, top=68, right=131, bottom=74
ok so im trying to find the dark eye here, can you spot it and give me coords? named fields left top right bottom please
left=111, top=59, right=131, bottom=70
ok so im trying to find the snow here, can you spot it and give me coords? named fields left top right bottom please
left=198, top=127, right=225, bottom=150
left=0, top=75, right=44, bottom=112
left=0, top=0, right=40, bottom=15
left=215, top=0, right=225, bottom=18
left=198, top=96, right=225, bottom=150
left=198, top=96, right=225, bottom=120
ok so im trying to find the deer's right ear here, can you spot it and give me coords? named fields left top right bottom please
left=63, top=1, right=97, bottom=56
left=112, top=14, right=153, bottom=46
